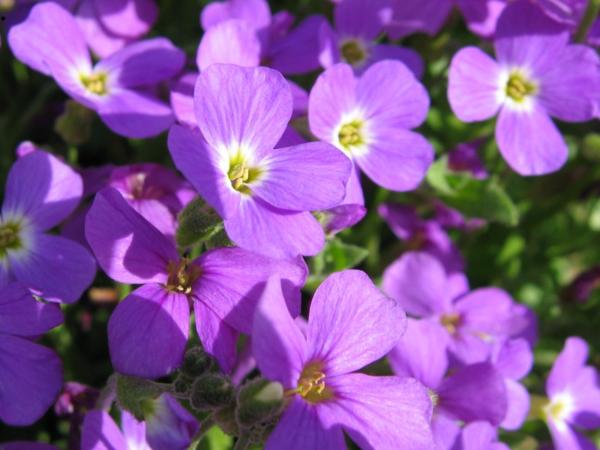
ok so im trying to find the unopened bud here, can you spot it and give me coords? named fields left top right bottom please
left=115, top=374, right=169, bottom=421
left=190, top=373, right=234, bottom=411
left=182, top=347, right=212, bottom=377
left=54, top=100, right=94, bottom=146
left=176, top=198, right=224, bottom=248
left=236, top=379, right=284, bottom=429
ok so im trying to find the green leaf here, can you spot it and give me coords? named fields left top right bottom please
left=194, top=426, right=233, bottom=450
left=309, top=237, right=369, bottom=286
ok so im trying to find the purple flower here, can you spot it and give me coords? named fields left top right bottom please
left=168, top=64, right=351, bottom=259
left=309, top=61, right=434, bottom=198
left=542, top=337, right=600, bottom=450
left=8, top=2, right=185, bottom=138
left=454, top=421, right=509, bottom=450
left=253, top=271, right=435, bottom=449
left=389, top=320, right=509, bottom=440
left=319, top=0, right=423, bottom=77
left=0, top=283, right=63, bottom=425
left=383, top=252, right=535, bottom=364
left=199, top=0, right=324, bottom=75
left=379, top=203, right=464, bottom=273
left=448, top=1, right=600, bottom=175
left=384, top=0, right=454, bottom=39
left=1, top=149, right=95, bottom=303
left=85, top=187, right=307, bottom=377
left=82, top=396, right=199, bottom=450
left=447, top=139, right=489, bottom=180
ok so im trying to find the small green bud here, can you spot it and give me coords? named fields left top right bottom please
left=172, top=373, right=193, bottom=396
left=115, top=374, right=169, bottom=421
left=182, top=347, right=213, bottom=377
left=190, top=373, right=235, bottom=411
left=236, top=379, right=284, bottom=429
left=176, top=198, right=224, bottom=249
left=213, top=403, right=240, bottom=437
left=54, top=100, right=94, bottom=146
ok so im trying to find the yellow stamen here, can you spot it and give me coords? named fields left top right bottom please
left=338, top=120, right=364, bottom=150
left=166, top=259, right=201, bottom=294
left=80, top=72, right=108, bottom=96
left=441, top=313, right=461, bottom=335
left=227, top=154, right=261, bottom=194
left=0, top=221, right=22, bottom=258
left=340, top=40, right=368, bottom=66
left=505, top=71, right=537, bottom=103
left=285, top=361, right=333, bottom=404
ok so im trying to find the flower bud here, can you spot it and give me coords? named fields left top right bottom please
left=176, top=198, right=224, bottom=248
left=190, top=373, right=235, bottom=411
left=181, top=347, right=213, bottom=377
left=236, top=378, right=284, bottom=429
left=115, top=374, right=169, bottom=421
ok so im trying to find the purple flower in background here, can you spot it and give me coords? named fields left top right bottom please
left=448, top=1, right=600, bottom=175
left=0, top=149, right=95, bottom=303
left=384, top=0, right=454, bottom=39
left=0, top=283, right=63, bottom=425
left=454, top=421, right=510, bottom=450
left=82, top=396, right=199, bottom=450
left=383, top=252, right=534, bottom=364
left=309, top=61, right=434, bottom=198
left=447, top=139, right=489, bottom=180
left=253, top=271, right=435, bottom=449
left=379, top=203, right=464, bottom=273
left=85, top=187, right=307, bottom=377
left=389, top=320, right=509, bottom=444
left=168, top=64, right=351, bottom=259
left=541, top=337, right=600, bottom=450
left=8, top=2, right=185, bottom=138
left=319, top=0, right=423, bottom=77
left=199, top=0, right=325, bottom=75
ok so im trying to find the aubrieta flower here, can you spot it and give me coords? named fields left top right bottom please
left=319, top=0, right=423, bottom=76
left=383, top=252, right=534, bottom=364
left=379, top=202, right=464, bottom=273
left=82, top=395, right=198, bottom=450
left=85, top=187, right=307, bottom=377
left=541, top=337, right=600, bottom=450
left=253, top=270, right=435, bottom=449
left=0, top=283, right=63, bottom=426
left=200, top=0, right=324, bottom=75
left=454, top=421, right=509, bottom=450
left=8, top=2, right=185, bottom=138
left=447, top=139, right=489, bottom=180
left=309, top=61, right=434, bottom=199
left=389, top=320, right=509, bottom=447
left=448, top=1, right=600, bottom=175
left=1, top=149, right=95, bottom=303
left=168, top=64, right=351, bottom=259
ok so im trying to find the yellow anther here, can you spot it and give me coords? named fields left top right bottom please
left=0, top=221, right=22, bottom=258
left=441, top=313, right=461, bottom=335
left=285, top=362, right=333, bottom=404
left=227, top=155, right=261, bottom=194
left=340, top=40, right=367, bottom=66
left=505, top=71, right=537, bottom=102
left=166, top=259, right=201, bottom=294
left=80, top=72, right=108, bottom=96
left=338, top=120, right=364, bottom=150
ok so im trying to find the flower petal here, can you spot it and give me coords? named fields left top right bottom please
left=501, top=379, right=530, bottom=430
left=201, top=0, right=271, bottom=31
left=8, top=2, right=90, bottom=75
left=547, top=336, right=589, bottom=398
left=307, top=270, right=406, bottom=376
left=10, top=233, right=95, bottom=304
left=355, top=128, right=433, bottom=191
left=194, top=64, right=292, bottom=158
left=168, top=124, right=241, bottom=219
left=108, top=284, right=189, bottom=379
left=382, top=252, right=451, bottom=317
left=496, top=104, right=568, bottom=176
left=194, top=247, right=307, bottom=334
left=98, top=89, right=174, bottom=139
left=85, top=187, right=176, bottom=285
left=369, top=44, right=424, bottom=78
left=3, top=150, right=83, bottom=231
left=448, top=47, right=501, bottom=122
left=254, top=142, right=351, bottom=211
left=193, top=300, right=238, bottom=374
left=0, top=283, right=63, bottom=337
left=0, top=335, right=62, bottom=426
left=93, top=0, right=158, bottom=38
left=324, top=374, right=435, bottom=450
left=224, top=198, right=325, bottom=259
left=547, top=419, right=597, bottom=450
left=81, top=410, right=126, bottom=450
left=334, top=0, right=388, bottom=40
left=308, top=63, right=357, bottom=142
left=96, top=37, right=185, bottom=88
left=252, top=277, right=306, bottom=388
left=388, top=319, right=449, bottom=389
left=357, top=60, right=429, bottom=129
left=265, top=397, right=346, bottom=450
left=437, top=362, right=508, bottom=425
left=196, top=19, right=261, bottom=71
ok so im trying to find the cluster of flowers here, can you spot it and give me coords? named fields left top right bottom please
left=1, top=0, right=599, bottom=449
